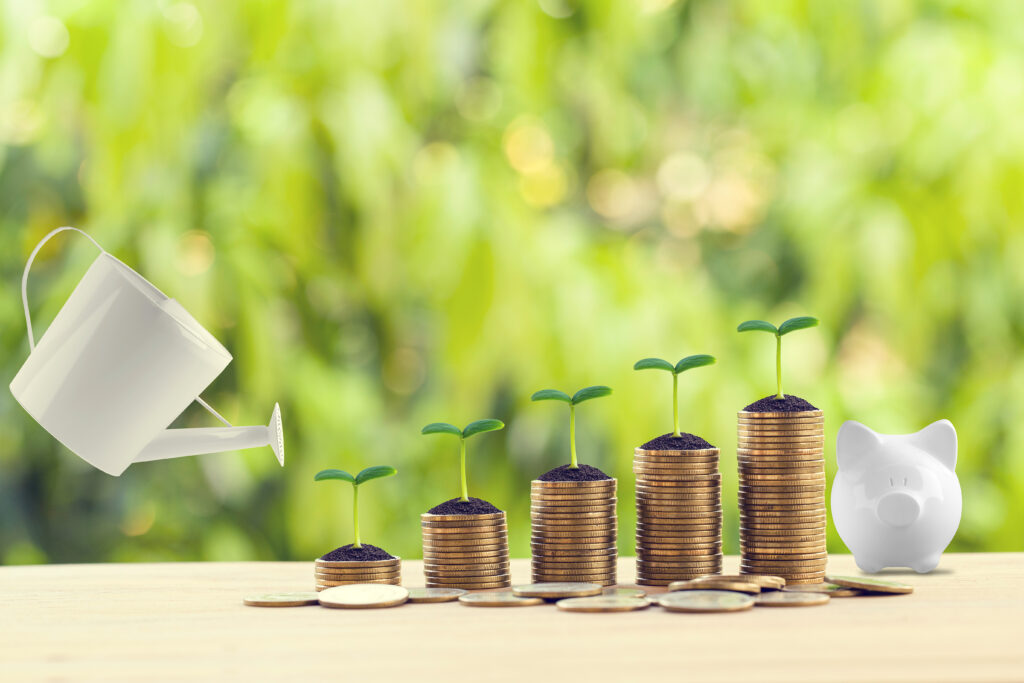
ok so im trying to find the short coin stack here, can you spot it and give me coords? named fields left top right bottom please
left=737, top=408, right=826, bottom=584
left=421, top=512, right=511, bottom=590
left=633, top=446, right=723, bottom=585
left=530, top=479, right=617, bottom=586
left=314, top=557, right=401, bottom=591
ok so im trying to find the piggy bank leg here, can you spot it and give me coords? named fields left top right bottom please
left=911, top=553, right=941, bottom=574
left=853, top=553, right=884, bottom=574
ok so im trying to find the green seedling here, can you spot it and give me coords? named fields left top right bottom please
left=421, top=419, right=505, bottom=502
left=314, top=465, right=397, bottom=549
left=737, top=316, right=819, bottom=399
left=531, top=386, right=613, bottom=469
left=633, top=355, right=716, bottom=437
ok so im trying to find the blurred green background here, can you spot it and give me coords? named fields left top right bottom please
left=2, top=0, right=1022, bottom=565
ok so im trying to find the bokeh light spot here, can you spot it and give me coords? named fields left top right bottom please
left=29, top=16, right=70, bottom=58
left=163, top=3, right=203, bottom=48
left=503, top=118, right=554, bottom=174
left=176, top=230, right=215, bottom=276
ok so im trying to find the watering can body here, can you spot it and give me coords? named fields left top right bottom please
left=10, top=228, right=284, bottom=476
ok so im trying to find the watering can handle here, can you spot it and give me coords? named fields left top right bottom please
left=21, top=226, right=105, bottom=352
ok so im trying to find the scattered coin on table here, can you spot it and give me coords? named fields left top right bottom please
left=783, top=583, right=862, bottom=597
left=604, top=587, right=646, bottom=598
left=458, top=591, right=544, bottom=607
left=406, top=587, right=467, bottom=603
left=318, top=584, right=409, bottom=609
left=669, top=577, right=761, bottom=594
left=243, top=592, right=320, bottom=607
left=658, top=590, right=756, bottom=613
left=556, top=596, right=651, bottom=613
left=755, top=591, right=830, bottom=607
left=825, top=575, right=914, bottom=595
left=513, top=582, right=604, bottom=599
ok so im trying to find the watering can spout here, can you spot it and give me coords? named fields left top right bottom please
left=134, top=404, right=285, bottom=466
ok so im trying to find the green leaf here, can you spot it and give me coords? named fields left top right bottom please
left=737, top=320, right=778, bottom=335
left=314, top=469, right=354, bottom=483
left=531, top=389, right=572, bottom=403
left=421, top=422, right=463, bottom=437
left=571, top=385, right=612, bottom=404
left=355, top=465, right=397, bottom=485
left=675, top=354, right=716, bottom=373
left=633, top=357, right=674, bottom=372
left=778, top=316, right=819, bottom=336
left=462, top=419, right=505, bottom=439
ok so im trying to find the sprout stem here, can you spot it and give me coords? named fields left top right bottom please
left=459, top=438, right=469, bottom=501
left=672, top=373, right=680, bottom=437
left=569, top=404, right=578, bottom=469
left=775, top=334, right=783, bottom=399
left=352, top=484, right=361, bottom=549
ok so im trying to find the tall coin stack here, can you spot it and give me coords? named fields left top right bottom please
left=633, top=446, right=723, bottom=585
left=421, top=512, right=511, bottom=590
left=314, top=556, right=401, bottom=591
left=530, top=479, right=617, bottom=586
left=737, top=408, right=827, bottom=584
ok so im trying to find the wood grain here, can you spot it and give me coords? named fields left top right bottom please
left=1, top=554, right=1021, bottom=681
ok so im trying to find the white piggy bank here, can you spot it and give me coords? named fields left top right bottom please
left=831, top=419, right=961, bottom=573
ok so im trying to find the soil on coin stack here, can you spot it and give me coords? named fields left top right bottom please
left=538, top=464, right=611, bottom=481
left=641, top=432, right=714, bottom=451
left=428, top=497, right=502, bottom=515
left=320, top=544, right=395, bottom=561
left=743, top=394, right=818, bottom=413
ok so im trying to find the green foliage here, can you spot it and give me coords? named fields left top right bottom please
left=421, top=419, right=504, bottom=501
left=634, top=355, right=716, bottom=436
left=315, top=466, right=396, bottom=548
left=530, top=389, right=572, bottom=403
left=354, top=466, right=397, bottom=485
left=0, top=3, right=1018, bottom=564
left=571, top=386, right=613, bottom=404
left=738, top=317, right=819, bottom=399
left=533, top=385, right=612, bottom=468
left=314, top=469, right=355, bottom=483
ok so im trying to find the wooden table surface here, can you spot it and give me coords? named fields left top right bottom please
left=2, top=554, right=1021, bottom=681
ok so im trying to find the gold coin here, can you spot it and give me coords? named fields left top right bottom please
left=531, top=530, right=617, bottom=540
left=513, top=582, right=604, bottom=598
left=422, top=542, right=508, bottom=552
left=783, top=583, right=861, bottom=597
left=739, top=484, right=825, bottom=493
left=784, top=577, right=830, bottom=585
left=531, top=496, right=618, bottom=505
left=243, top=592, right=320, bottom=607
left=423, top=562, right=510, bottom=573
left=738, top=466, right=824, bottom=475
left=420, top=523, right=508, bottom=534
left=743, top=552, right=828, bottom=563
left=422, top=551, right=509, bottom=561
left=740, top=502, right=825, bottom=511
left=531, top=570, right=618, bottom=582
left=740, top=537, right=827, bottom=547
left=556, top=596, right=650, bottom=613
left=634, top=446, right=719, bottom=455
left=428, top=579, right=511, bottom=589
left=755, top=591, right=830, bottom=607
left=658, top=590, right=755, bottom=613
left=740, top=472, right=826, bottom=481
left=315, top=558, right=400, bottom=568
left=605, top=587, right=646, bottom=598
left=532, top=561, right=617, bottom=571
left=458, top=591, right=543, bottom=607
left=738, top=408, right=823, bottom=418
left=316, top=576, right=402, bottom=588
left=736, top=449, right=824, bottom=458
left=740, top=568, right=827, bottom=579
left=737, top=433, right=825, bottom=442
left=669, top=578, right=760, bottom=594
left=531, top=513, right=616, bottom=523
left=530, top=506, right=616, bottom=515
left=421, top=512, right=505, bottom=523
left=638, top=548, right=721, bottom=559
left=825, top=575, right=914, bottom=594
left=315, top=570, right=400, bottom=580
left=711, top=573, right=785, bottom=589
left=406, top=587, right=467, bottom=603
left=424, top=571, right=511, bottom=581
left=531, top=478, right=616, bottom=487
left=530, top=541, right=616, bottom=550
left=318, top=584, right=409, bottom=609
left=638, top=557, right=722, bottom=568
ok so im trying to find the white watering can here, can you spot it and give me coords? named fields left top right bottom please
left=9, top=227, right=284, bottom=476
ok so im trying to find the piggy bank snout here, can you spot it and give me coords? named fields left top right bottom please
left=876, top=491, right=921, bottom=527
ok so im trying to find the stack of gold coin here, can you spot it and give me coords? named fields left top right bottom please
left=314, top=557, right=401, bottom=592
left=421, top=512, right=511, bottom=590
left=737, top=408, right=826, bottom=585
left=530, top=479, right=617, bottom=586
left=633, top=446, right=722, bottom=585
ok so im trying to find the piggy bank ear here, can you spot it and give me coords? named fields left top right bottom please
left=913, top=419, right=957, bottom=471
left=836, top=421, right=881, bottom=470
